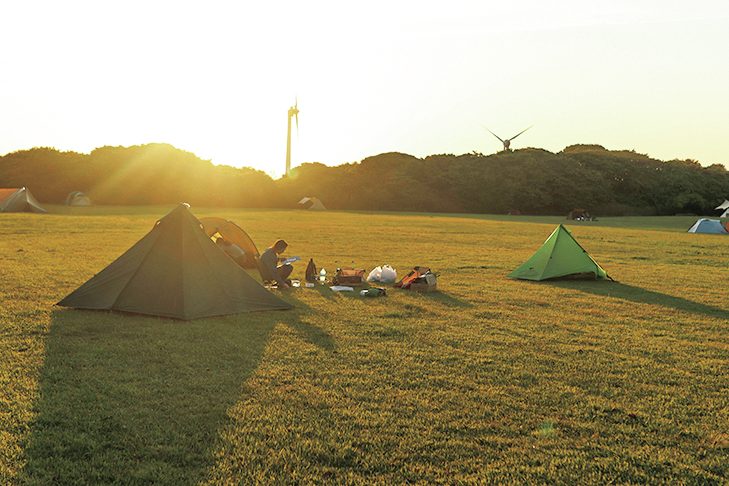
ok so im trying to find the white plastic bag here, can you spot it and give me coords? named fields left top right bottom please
left=367, top=265, right=397, bottom=283
left=367, top=266, right=383, bottom=282
left=379, top=265, right=397, bottom=284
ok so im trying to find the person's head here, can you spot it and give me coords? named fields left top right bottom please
left=272, top=239, right=288, bottom=254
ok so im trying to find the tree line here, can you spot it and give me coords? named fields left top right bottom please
left=1, top=143, right=727, bottom=216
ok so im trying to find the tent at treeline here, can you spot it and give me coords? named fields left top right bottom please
left=66, top=191, right=91, bottom=206
left=0, top=187, right=46, bottom=213
left=298, top=197, right=327, bottom=210
left=1, top=143, right=728, bottom=216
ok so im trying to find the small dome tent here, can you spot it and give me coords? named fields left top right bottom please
left=687, top=219, right=728, bottom=235
left=298, top=197, right=327, bottom=211
left=66, top=191, right=92, bottom=206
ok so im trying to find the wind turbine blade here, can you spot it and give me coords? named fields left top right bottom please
left=485, top=128, right=504, bottom=143
left=509, top=126, right=532, bottom=141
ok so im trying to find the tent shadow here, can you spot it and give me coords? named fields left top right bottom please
left=21, top=305, right=332, bottom=484
left=549, top=281, right=728, bottom=319
left=279, top=293, right=336, bottom=352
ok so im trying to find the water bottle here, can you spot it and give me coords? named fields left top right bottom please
left=319, top=268, right=326, bottom=283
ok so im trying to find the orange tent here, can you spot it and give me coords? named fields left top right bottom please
left=199, top=217, right=259, bottom=268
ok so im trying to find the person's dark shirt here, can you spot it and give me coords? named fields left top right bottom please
left=259, top=247, right=279, bottom=283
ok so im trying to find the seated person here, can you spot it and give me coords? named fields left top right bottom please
left=259, top=239, right=293, bottom=288
left=216, top=237, right=247, bottom=267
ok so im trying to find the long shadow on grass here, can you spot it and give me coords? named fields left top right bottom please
left=550, top=281, right=728, bottom=319
left=414, top=290, right=473, bottom=308
left=22, top=301, right=332, bottom=484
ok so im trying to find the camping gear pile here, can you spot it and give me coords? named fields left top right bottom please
left=324, top=265, right=437, bottom=295
left=288, top=262, right=440, bottom=295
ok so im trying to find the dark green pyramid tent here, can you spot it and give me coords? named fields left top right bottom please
left=58, top=204, right=292, bottom=319
left=508, top=224, right=611, bottom=281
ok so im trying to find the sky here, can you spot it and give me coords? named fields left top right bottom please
left=1, top=1, right=728, bottom=177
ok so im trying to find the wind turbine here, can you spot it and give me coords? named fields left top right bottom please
left=285, top=99, right=299, bottom=176
left=486, top=126, right=531, bottom=152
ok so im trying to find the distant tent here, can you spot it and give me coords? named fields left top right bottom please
left=714, top=199, right=729, bottom=218
left=509, top=224, right=611, bottom=281
left=58, top=204, right=292, bottom=320
left=687, top=218, right=729, bottom=235
left=0, top=187, right=46, bottom=213
left=567, top=208, right=592, bottom=221
left=65, top=191, right=91, bottom=206
left=199, top=217, right=260, bottom=269
left=298, top=197, right=327, bottom=211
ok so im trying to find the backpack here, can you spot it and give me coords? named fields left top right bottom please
left=396, top=266, right=437, bottom=292
left=305, top=258, right=318, bottom=283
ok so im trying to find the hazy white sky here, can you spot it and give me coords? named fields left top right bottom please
left=1, top=0, right=728, bottom=176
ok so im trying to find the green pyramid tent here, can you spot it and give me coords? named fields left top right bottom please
left=508, top=224, right=610, bottom=281
left=58, top=204, right=292, bottom=319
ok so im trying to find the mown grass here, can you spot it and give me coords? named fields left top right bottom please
left=1, top=207, right=727, bottom=484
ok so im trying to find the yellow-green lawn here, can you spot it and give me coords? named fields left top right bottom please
left=1, top=207, right=727, bottom=484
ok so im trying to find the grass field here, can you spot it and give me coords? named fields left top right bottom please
left=1, top=206, right=727, bottom=484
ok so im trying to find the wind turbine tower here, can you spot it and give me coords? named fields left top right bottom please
left=486, top=126, right=531, bottom=152
left=285, top=99, right=299, bottom=176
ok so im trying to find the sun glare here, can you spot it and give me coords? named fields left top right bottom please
left=0, top=1, right=728, bottom=174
